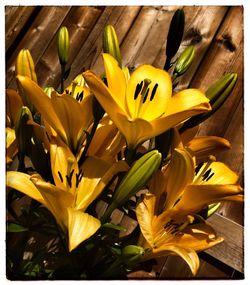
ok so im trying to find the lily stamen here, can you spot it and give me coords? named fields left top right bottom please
left=193, top=155, right=216, bottom=184
left=150, top=83, right=158, bottom=101
left=134, top=81, right=143, bottom=100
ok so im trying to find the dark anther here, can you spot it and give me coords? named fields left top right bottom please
left=76, top=169, right=84, bottom=188
left=66, top=169, right=74, bottom=188
left=58, top=171, right=63, bottom=182
left=134, top=81, right=143, bottom=100
left=76, top=91, right=84, bottom=102
left=205, top=172, right=215, bottom=181
left=150, top=83, right=158, bottom=101
left=142, top=88, right=150, bottom=103
left=195, top=162, right=204, bottom=175
left=202, top=168, right=212, bottom=181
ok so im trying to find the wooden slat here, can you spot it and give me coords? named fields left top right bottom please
left=5, top=6, right=38, bottom=51
left=130, top=6, right=183, bottom=67
left=6, top=6, right=72, bottom=89
left=206, top=213, right=243, bottom=273
left=120, top=6, right=160, bottom=67
left=36, top=6, right=104, bottom=88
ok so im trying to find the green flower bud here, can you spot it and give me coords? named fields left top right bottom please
left=174, top=45, right=195, bottom=76
left=15, top=106, right=33, bottom=155
left=15, top=49, right=37, bottom=112
left=57, top=26, right=69, bottom=65
left=103, top=24, right=122, bottom=67
left=165, top=9, right=185, bottom=70
left=43, top=86, right=55, bottom=98
left=102, top=150, right=161, bottom=222
left=15, top=49, right=37, bottom=83
left=122, top=245, right=145, bottom=265
left=180, top=73, right=237, bottom=132
left=207, top=203, right=221, bottom=218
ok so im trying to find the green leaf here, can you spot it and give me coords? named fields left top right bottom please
left=7, top=223, right=28, bottom=232
left=102, top=223, right=126, bottom=232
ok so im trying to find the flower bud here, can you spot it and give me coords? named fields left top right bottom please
left=165, top=9, right=185, bottom=70
left=113, top=150, right=161, bottom=206
left=15, top=49, right=37, bottom=112
left=57, top=26, right=69, bottom=65
left=174, top=45, right=195, bottom=76
left=101, top=150, right=161, bottom=222
left=207, top=203, right=221, bottom=218
left=15, top=49, right=37, bottom=83
left=122, top=245, right=144, bottom=265
left=43, top=86, right=55, bottom=98
left=15, top=106, right=33, bottom=155
left=180, top=73, right=237, bottom=132
left=103, top=25, right=122, bottom=67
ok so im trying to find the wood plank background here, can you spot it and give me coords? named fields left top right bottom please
left=5, top=6, right=244, bottom=279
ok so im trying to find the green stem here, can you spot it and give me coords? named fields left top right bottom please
left=60, top=64, right=65, bottom=93
left=125, top=148, right=136, bottom=166
left=101, top=202, right=118, bottom=224
left=78, top=118, right=99, bottom=166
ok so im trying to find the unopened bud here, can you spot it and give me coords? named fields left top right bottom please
left=174, top=45, right=195, bottom=76
left=180, top=73, right=237, bottom=132
left=103, top=25, right=122, bottom=67
left=113, top=150, right=161, bottom=206
left=57, top=26, right=69, bottom=65
left=165, top=9, right=185, bottom=70
left=15, top=106, right=33, bottom=155
left=43, top=86, right=55, bottom=98
left=15, top=49, right=37, bottom=83
left=122, top=245, right=144, bottom=265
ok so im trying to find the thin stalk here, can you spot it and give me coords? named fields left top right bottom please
left=60, top=64, right=65, bottom=93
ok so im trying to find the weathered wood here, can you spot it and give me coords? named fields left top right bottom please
left=5, top=6, right=38, bottom=51
left=120, top=6, right=160, bottom=66
left=206, top=213, right=243, bottom=273
left=131, top=6, right=183, bottom=67
left=6, top=6, right=72, bottom=88
left=36, top=6, right=104, bottom=88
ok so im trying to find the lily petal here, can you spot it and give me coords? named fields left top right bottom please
left=30, top=177, right=74, bottom=228
left=50, top=137, right=79, bottom=194
left=186, top=136, right=231, bottom=159
left=169, top=223, right=224, bottom=252
left=164, top=148, right=195, bottom=210
left=103, top=53, right=127, bottom=112
left=76, top=158, right=128, bottom=211
left=126, top=64, right=172, bottom=120
left=144, top=244, right=200, bottom=276
left=150, top=89, right=211, bottom=137
left=171, top=184, right=243, bottom=216
left=67, top=208, right=101, bottom=252
left=7, top=171, right=45, bottom=205
left=136, top=193, right=157, bottom=247
left=16, top=76, right=67, bottom=142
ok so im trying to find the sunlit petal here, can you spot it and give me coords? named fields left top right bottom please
left=7, top=171, right=45, bottom=205
left=126, top=65, right=172, bottom=120
left=171, top=184, right=243, bottom=216
left=67, top=208, right=101, bottom=252
left=164, top=148, right=195, bottom=210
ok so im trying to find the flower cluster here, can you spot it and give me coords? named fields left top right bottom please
left=6, top=10, right=243, bottom=279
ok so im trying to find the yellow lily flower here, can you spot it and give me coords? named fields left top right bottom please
left=7, top=138, right=128, bottom=251
left=6, top=89, right=23, bottom=127
left=16, top=75, right=94, bottom=155
left=136, top=148, right=243, bottom=274
left=84, top=53, right=211, bottom=149
left=136, top=193, right=223, bottom=275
